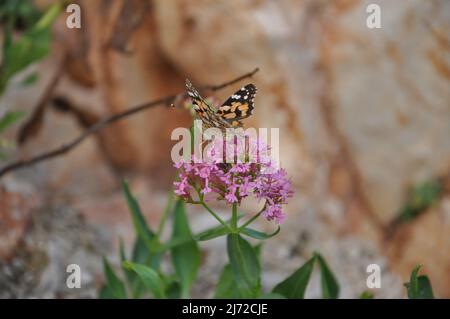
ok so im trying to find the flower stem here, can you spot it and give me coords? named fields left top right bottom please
left=193, top=187, right=231, bottom=231
left=231, top=202, right=238, bottom=232
left=238, top=203, right=266, bottom=230
left=200, top=201, right=232, bottom=231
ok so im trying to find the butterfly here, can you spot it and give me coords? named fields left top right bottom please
left=185, top=79, right=257, bottom=130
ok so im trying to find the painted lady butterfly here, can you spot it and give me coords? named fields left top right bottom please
left=186, top=79, right=257, bottom=130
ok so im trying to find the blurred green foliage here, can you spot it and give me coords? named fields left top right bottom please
left=359, top=290, right=374, bottom=299
left=101, top=182, right=192, bottom=299
left=0, top=1, right=63, bottom=94
left=0, top=1, right=63, bottom=159
left=0, top=1, right=41, bottom=31
left=0, top=110, right=24, bottom=134
left=404, top=265, right=434, bottom=299
left=398, top=179, right=443, bottom=222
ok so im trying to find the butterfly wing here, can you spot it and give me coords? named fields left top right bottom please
left=186, top=79, right=214, bottom=119
left=186, top=79, right=235, bottom=129
left=217, top=84, right=257, bottom=127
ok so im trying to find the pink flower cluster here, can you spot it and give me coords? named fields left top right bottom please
left=173, top=136, right=293, bottom=224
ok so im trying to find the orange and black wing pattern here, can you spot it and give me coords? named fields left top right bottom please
left=186, top=79, right=257, bottom=129
left=217, top=84, right=257, bottom=127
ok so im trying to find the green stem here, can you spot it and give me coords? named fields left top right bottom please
left=200, top=201, right=232, bottom=231
left=238, top=203, right=267, bottom=230
left=231, top=202, right=238, bottom=231
left=193, top=187, right=231, bottom=231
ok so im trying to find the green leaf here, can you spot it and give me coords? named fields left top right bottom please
left=214, top=243, right=262, bottom=299
left=260, top=293, right=286, bottom=299
left=398, top=180, right=443, bottom=222
left=359, top=290, right=374, bottom=299
left=127, top=237, right=153, bottom=298
left=171, top=200, right=201, bottom=298
left=1, top=29, right=49, bottom=91
left=194, top=213, right=244, bottom=242
left=227, top=233, right=261, bottom=298
left=21, top=72, right=38, bottom=86
left=98, top=284, right=115, bottom=299
left=0, top=1, right=41, bottom=31
left=315, top=252, right=340, bottom=299
left=102, top=257, right=127, bottom=299
left=254, top=243, right=262, bottom=261
left=122, top=181, right=163, bottom=296
left=122, top=181, right=160, bottom=265
left=194, top=224, right=230, bottom=241
left=119, top=238, right=133, bottom=283
left=156, top=236, right=195, bottom=253
left=156, top=192, right=174, bottom=237
left=0, top=111, right=25, bottom=134
left=132, top=237, right=151, bottom=264
left=0, top=151, right=8, bottom=160
left=161, top=213, right=244, bottom=246
left=123, top=261, right=166, bottom=299
left=214, top=264, right=239, bottom=299
left=240, top=226, right=280, bottom=240
left=272, top=255, right=315, bottom=299
left=165, top=281, right=182, bottom=299
left=158, top=218, right=242, bottom=251
left=119, top=238, right=145, bottom=298
left=0, top=3, right=62, bottom=94
left=414, top=277, right=434, bottom=299
left=33, top=2, right=63, bottom=32
left=404, top=265, right=434, bottom=299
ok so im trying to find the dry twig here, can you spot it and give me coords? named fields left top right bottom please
left=0, top=68, right=259, bottom=178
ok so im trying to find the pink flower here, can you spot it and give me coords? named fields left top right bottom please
left=174, top=177, right=191, bottom=197
left=173, top=135, right=294, bottom=224
left=262, top=204, right=285, bottom=224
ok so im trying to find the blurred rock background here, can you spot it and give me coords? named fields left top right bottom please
left=0, top=0, right=449, bottom=298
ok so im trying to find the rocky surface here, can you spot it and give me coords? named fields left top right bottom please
left=0, top=203, right=109, bottom=298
